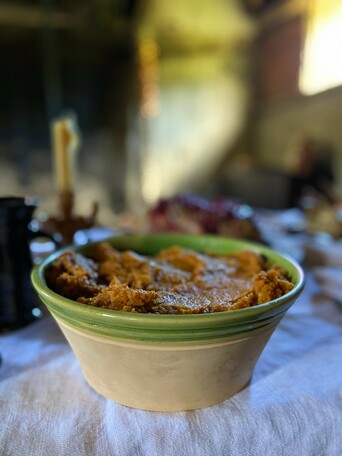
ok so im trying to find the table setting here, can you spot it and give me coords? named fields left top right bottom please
left=1, top=197, right=342, bottom=455
left=1, top=117, right=342, bottom=456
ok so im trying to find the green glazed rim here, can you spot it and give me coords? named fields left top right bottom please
left=31, top=234, right=305, bottom=343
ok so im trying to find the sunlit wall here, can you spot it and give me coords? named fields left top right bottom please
left=125, top=0, right=255, bottom=213
left=300, top=0, right=342, bottom=95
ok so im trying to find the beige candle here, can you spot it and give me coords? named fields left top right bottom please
left=51, top=115, right=80, bottom=193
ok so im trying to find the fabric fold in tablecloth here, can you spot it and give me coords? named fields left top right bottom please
left=1, top=282, right=342, bottom=456
left=312, top=266, right=342, bottom=303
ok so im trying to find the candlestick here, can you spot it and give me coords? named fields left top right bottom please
left=51, top=114, right=80, bottom=194
left=40, top=112, right=97, bottom=246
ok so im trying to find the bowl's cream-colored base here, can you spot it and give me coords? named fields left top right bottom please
left=55, top=317, right=278, bottom=412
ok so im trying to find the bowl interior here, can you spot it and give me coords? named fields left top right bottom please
left=31, top=234, right=304, bottom=342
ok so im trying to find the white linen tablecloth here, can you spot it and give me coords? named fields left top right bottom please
left=1, top=272, right=342, bottom=456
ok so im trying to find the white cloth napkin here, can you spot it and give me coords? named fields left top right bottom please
left=304, top=237, right=342, bottom=268
left=312, top=266, right=342, bottom=302
left=304, top=237, right=342, bottom=302
left=1, top=291, right=342, bottom=456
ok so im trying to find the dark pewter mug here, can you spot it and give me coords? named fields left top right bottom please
left=0, top=196, right=58, bottom=331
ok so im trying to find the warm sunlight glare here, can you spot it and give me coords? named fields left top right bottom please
left=300, top=0, right=342, bottom=95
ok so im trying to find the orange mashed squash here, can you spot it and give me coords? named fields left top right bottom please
left=45, top=243, right=294, bottom=314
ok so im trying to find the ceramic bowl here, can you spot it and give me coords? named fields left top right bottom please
left=31, top=234, right=304, bottom=411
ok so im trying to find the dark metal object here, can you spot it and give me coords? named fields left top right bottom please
left=0, top=196, right=57, bottom=332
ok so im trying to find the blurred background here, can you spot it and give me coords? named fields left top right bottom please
left=1, top=0, right=342, bottom=226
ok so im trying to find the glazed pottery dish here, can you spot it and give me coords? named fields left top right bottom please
left=31, top=234, right=304, bottom=411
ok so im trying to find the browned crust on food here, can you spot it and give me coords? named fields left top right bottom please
left=45, top=243, right=294, bottom=314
